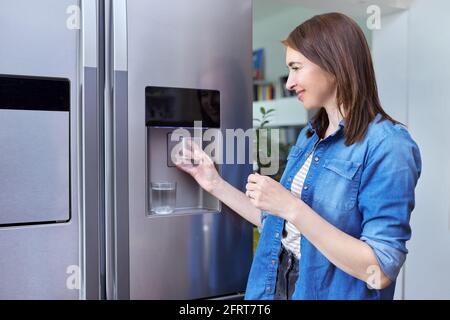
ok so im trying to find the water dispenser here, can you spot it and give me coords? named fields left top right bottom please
left=145, top=86, right=221, bottom=215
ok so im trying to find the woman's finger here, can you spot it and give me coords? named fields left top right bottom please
left=194, top=145, right=216, bottom=166
left=174, top=159, right=195, bottom=174
left=246, top=182, right=257, bottom=191
left=248, top=173, right=262, bottom=183
left=179, top=137, right=216, bottom=167
left=174, top=154, right=192, bottom=167
left=174, top=146, right=192, bottom=163
left=186, top=138, right=203, bottom=155
left=180, top=142, right=202, bottom=162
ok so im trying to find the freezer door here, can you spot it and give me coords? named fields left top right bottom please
left=0, top=0, right=81, bottom=299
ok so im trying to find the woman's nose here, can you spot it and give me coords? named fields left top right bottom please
left=285, top=74, right=296, bottom=91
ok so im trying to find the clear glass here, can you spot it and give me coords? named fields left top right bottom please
left=150, top=182, right=177, bottom=215
left=178, top=136, right=202, bottom=166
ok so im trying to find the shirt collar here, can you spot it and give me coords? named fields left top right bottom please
left=307, top=117, right=346, bottom=133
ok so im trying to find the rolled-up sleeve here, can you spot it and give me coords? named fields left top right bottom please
left=358, top=130, right=422, bottom=281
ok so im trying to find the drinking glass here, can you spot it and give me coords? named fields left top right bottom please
left=150, top=182, right=176, bottom=215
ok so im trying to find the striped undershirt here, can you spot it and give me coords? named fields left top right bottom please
left=281, top=139, right=321, bottom=259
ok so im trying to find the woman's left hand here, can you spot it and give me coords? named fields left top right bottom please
left=245, top=172, right=302, bottom=221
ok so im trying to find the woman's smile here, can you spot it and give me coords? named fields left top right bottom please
left=296, top=89, right=306, bottom=102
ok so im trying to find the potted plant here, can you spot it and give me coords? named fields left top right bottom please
left=253, top=106, right=275, bottom=175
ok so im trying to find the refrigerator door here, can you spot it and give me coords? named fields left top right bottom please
left=0, top=0, right=81, bottom=299
left=107, top=0, right=253, bottom=299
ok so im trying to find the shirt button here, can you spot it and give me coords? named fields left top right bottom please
left=288, top=177, right=292, bottom=182
left=303, top=185, right=309, bottom=190
left=266, top=287, right=271, bottom=292
left=314, top=156, right=319, bottom=162
left=275, top=232, right=280, bottom=238
left=272, top=260, right=276, bottom=265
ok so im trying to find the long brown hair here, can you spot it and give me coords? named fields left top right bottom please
left=282, top=12, right=401, bottom=145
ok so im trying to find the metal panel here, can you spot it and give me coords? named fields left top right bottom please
left=0, top=109, right=70, bottom=225
left=125, top=0, right=253, bottom=299
left=81, top=67, right=104, bottom=299
left=112, top=0, right=128, bottom=72
left=111, top=70, right=130, bottom=299
left=82, top=0, right=98, bottom=69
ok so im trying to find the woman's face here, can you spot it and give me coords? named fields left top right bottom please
left=285, top=46, right=337, bottom=110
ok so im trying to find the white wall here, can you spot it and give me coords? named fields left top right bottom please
left=372, top=11, right=409, bottom=300
left=372, top=11, right=409, bottom=124
left=373, top=0, right=450, bottom=299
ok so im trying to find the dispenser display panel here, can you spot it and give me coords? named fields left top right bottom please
left=145, top=86, right=220, bottom=128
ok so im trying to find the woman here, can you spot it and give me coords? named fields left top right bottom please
left=175, top=12, right=421, bottom=300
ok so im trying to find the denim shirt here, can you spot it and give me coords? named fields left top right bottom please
left=245, top=113, right=422, bottom=300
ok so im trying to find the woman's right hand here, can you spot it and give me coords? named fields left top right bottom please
left=173, top=138, right=222, bottom=194
left=174, top=138, right=262, bottom=227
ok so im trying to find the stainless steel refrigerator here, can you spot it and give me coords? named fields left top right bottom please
left=0, top=0, right=253, bottom=299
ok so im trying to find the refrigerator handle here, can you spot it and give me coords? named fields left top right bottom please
left=80, top=0, right=104, bottom=300
left=105, top=0, right=130, bottom=300
left=104, top=0, right=114, bottom=301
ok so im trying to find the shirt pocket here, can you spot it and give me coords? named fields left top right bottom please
left=284, top=146, right=304, bottom=172
left=313, top=158, right=362, bottom=211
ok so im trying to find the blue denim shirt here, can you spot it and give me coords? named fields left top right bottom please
left=245, top=113, right=422, bottom=300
